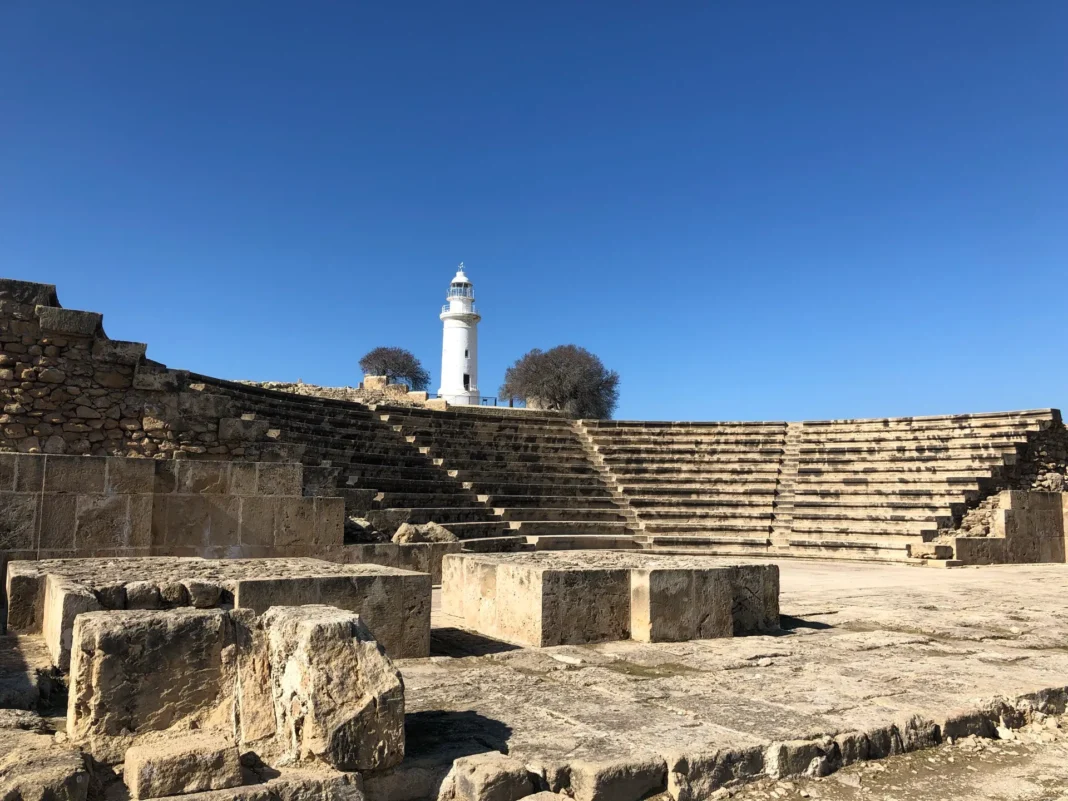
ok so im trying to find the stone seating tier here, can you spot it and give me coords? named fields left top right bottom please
left=380, top=405, right=638, bottom=542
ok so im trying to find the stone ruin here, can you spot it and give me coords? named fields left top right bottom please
left=1, top=276, right=1067, bottom=800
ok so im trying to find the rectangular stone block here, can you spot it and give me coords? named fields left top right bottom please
left=74, top=494, right=130, bottom=549
left=38, top=493, right=76, bottom=550
left=43, top=455, right=106, bottom=493
left=14, top=454, right=44, bottom=492
left=228, top=462, right=258, bottom=496
left=238, top=496, right=277, bottom=547
left=44, top=573, right=102, bottom=670
left=233, top=569, right=431, bottom=658
left=159, top=495, right=240, bottom=548
left=257, top=462, right=302, bottom=496
left=124, top=733, right=242, bottom=799
left=176, top=461, right=229, bottom=494
left=630, top=567, right=733, bottom=643
left=67, top=608, right=239, bottom=762
left=0, top=452, right=17, bottom=490
left=105, top=457, right=155, bottom=494
left=725, top=564, right=780, bottom=634
left=0, top=491, right=40, bottom=551
left=5, top=561, right=44, bottom=631
left=36, top=306, right=102, bottom=336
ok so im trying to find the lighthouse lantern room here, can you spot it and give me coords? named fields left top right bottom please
left=438, top=264, right=481, bottom=405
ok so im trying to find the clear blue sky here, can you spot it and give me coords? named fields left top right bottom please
left=2, top=3, right=1065, bottom=421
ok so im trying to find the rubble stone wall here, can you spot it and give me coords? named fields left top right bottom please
left=0, top=278, right=292, bottom=461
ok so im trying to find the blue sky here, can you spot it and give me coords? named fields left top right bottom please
left=1, top=2, right=1065, bottom=421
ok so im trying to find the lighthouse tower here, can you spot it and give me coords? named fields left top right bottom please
left=438, top=264, right=481, bottom=405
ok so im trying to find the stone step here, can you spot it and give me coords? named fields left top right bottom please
left=792, top=488, right=979, bottom=502
left=457, top=469, right=610, bottom=487
left=480, top=494, right=623, bottom=509
left=506, top=520, right=631, bottom=536
left=642, top=520, right=773, bottom=534
left=381, top=415, right=576, bottom=435
left=343, top=476, right=468, bottom=493
left=436, top=521, right=510, bottom=539
left=374, top=491, right=481, bottom=506
left=628, top=495, right=777, bottom=508
left=449, top=459, right=599, bottom=476
left=781, top=537, right=914, bottom=560
left=796, top=439, right=1025, bottom=455
left=792, top=498, right=961, bottom=514
left=615, top=469, right=782, bottom=482
left=601, top=450, right=785, bottom=464
left=620, top=483, right=779, bottom=496
left=593, top=438, right=788, bottom=451
left=636, top=507, right=776, bottom=521
left=495, top=507, right=628, bottom=523
left=788, top=520, right=937, bottom=536
left=585, top=420, right=788, bottom=431
left=382, top=507, right=498, bottom=525
left=342, top=463, right=452, bottom=481
left=411, top=431, right=584, bottom=447
left=427, top=447, right=593, bottom=464
left=796, top=454, right=1013, bottom=470
left=464, top=481, right=617, bottom=497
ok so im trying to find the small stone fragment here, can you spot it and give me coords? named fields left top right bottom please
left=124, top=732, right=243, bottom=799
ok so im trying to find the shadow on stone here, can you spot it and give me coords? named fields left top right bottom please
left=430, top=627, right=521, bottom=657
left=404, top=710, right=514, bottom=759
left=779, top=614, right=834, bottom=631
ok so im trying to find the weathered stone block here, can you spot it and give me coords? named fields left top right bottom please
left=219, top=416, right=271, bottom=442
left=35, top=306, right=102, bottom=337
left=630, top=567, right=733, bottom=643
left=238, top=496, right=277, bottom=547
left=160, top=495, right=240, bottom=548
left=257, top=462, right=302, bottom=496
left=43, top=455, right=106, bottom=493
left=43, top=574, right=102, bottom=670
left=442, top=751, right=534, bottom=801
left=228, top=462, right=258, bottom=496
left=0, top=491, right=39, bottom=552
left=0, top=729, right=89, bottom=801
left=38, top=493, right=76, bottom=550
left=14, top=454, right=44, bottom=492
left=105, top=457, right=155, bottom=494
left=124, top=733, right=243, bottom=799
left=74, top=493, right=129, bottom=549
left=666, top=746, right=765, bottom=801
left=177, top=461, right=229, bottom=494
left=91, top=338, right=147, bottom=366
left=233, top=569, right=431, bottom=659
left=725, top=564, right=780, bottom=634
left=262, top=605, right=404, bottom=772
left=67, top=609, right=240, bottom=762
left=568, top=757, right=666, bottom=801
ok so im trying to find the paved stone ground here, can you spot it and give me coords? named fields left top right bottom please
left=724, top=716, right=1068, bottom=800
left=396, top=560, right=1068, bottom=794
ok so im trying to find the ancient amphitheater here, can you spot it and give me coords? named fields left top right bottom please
left=1, top=277, right=1066, bottom=801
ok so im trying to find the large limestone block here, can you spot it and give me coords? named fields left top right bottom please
left=43, top=573, right=102, bottom=670
left=629, top=567, right=732, bottom=643
left=67, top=608, right=240, bottom=762
left=527, top=566, right=630, bottom=647
left=234, top=569, right=432, bottom=658
left=725, top=564, right=780, bottom=634
left=124, top=732, right=243, bottom=799
left=262, top=605, right=405, bottom=772
left=0, top=728, right=89, bottom=801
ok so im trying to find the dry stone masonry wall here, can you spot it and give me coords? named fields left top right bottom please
left=0, top=279, right=293, bottom=461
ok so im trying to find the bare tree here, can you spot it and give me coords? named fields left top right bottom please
left=359, top=347, right=430, bottom=391
left=500, top=345, right=619, bottom=419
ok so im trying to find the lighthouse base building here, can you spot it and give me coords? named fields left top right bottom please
left=438, top=265, right=481, bottom=405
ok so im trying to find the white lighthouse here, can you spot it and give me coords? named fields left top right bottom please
left=438, top=263, right=481, bottom=405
